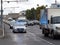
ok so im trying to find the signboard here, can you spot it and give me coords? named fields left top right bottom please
left=40, top=9, right=48, bottom=24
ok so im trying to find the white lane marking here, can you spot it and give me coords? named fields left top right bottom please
left=28, top=31, right=55, bottom=45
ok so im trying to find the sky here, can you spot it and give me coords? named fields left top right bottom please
left=0, top=0, right=60, bottom=15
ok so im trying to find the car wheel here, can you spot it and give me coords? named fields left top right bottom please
left=32, top=24, right=33, bottom=26
left=34, top=23, right=35, bottom=25
left=44, top=33, right=49, bottom=37
left=51, top=32, right=56, bottom=39
left=37, top=23, right=39, bottom=25
left=28, top=24, right=30, bottom=26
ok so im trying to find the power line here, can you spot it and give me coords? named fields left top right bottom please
left=3, top=0, right=28, bottom=3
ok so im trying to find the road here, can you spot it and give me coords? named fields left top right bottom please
left=0, top=24, right=60, bottom=45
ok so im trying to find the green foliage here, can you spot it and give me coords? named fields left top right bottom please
left=26, top=5, right=46, bottom=20
left=31, top=8, right=36, bottom=20
left=26, top=9, right=31, bottom=20
left=36, top=5, right=45, bottom=20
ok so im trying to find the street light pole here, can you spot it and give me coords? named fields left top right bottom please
left=1, top=0, right=3, bottom=28
left=0, top=0, right=5, bottom=38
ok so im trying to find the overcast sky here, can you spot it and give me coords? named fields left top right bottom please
left=0, top=0, right=60, bottom=15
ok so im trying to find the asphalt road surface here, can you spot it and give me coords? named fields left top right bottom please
left=0, top=24, right=60, bottom=45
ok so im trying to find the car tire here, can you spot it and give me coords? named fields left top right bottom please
left=51, top=32, right=56, bottom=39
left=44, top=33, right=49, bottom=37
left=32, top=24, right=33, bottom=26
left=34, top=23, right=35, bottom=25
left=42, top=28, right=45, bottom=34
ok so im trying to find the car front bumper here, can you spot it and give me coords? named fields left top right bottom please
left=13, top=28, right=26, bottom=32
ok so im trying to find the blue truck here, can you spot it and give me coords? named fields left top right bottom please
left=39, top=8, right=60, bottom=39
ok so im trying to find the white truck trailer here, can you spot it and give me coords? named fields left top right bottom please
left=40, top=8, right=60, bottom=39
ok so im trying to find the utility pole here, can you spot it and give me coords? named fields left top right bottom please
left=0, top=0, right=5, bottom=38
left=1, top=0, right=3, bottom=28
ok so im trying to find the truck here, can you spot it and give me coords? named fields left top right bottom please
left=40, top=8, right=60, bottom=39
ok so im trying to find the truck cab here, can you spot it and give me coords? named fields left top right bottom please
left=40, top=9, right=60, bottom=39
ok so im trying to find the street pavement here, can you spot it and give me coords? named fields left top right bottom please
left=0, top=24, right=60, bottom=45
left=27, top=25, right=60, bottom=45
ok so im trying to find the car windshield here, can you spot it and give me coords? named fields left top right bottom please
left=8, top=19, right=13, bottom=21
left=14, top=22, right=25, bottom=26
left=52, top=16, right=60, bottom=24
left=16, top=20, right=27, bottom=23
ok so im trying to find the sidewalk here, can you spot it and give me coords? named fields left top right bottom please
left=0, top=27, right=17, bottom=45
left=0, top=28, right=3, bottom=36
left=0, top=23, right=17, bottom=45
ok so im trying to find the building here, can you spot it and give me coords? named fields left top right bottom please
left=19, top=10, right=26, bottom=16
left=50, top=0, right=60, bottom=8
left=5, top=13, right=20, bottom=20
left=51, top=3, right=60, bottom=8
left=3, top=11, right=26, bottom=20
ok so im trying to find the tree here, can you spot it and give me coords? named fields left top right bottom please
left=26, top=8, right=36, bottom=20
left=26, top=5, right=46, bottom=20
left=26, top=9, right=31, bottom=20
left=31, top=8, right=36, bottom=20
left=36, top=5, right=45, bottom=20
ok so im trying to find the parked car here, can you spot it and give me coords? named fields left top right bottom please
left=9, top=20, right=16, bottom=29
left=12, top=22, right=27, bottom=33
left=7, top=17, right=13, bottom=25
left=16, top=19, right=28, bottom=27
left=27, top=20, right=34, bottom=26
left=33, top=20, right=39, bottom=25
